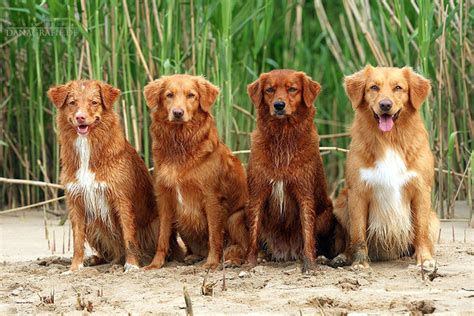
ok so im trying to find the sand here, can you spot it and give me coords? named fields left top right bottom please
left=1, top=209, right=473, bottom=315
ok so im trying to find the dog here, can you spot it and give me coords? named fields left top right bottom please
left=246, top=69, right=335, bottom=270
left=332, top=65, right=439, bottom=269
left=47, top=80, right=177, bottom=272
left=143, top=74, right=249, bottom=270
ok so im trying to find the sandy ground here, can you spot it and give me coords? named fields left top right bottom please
left=1, top=209, right=473, bottom=315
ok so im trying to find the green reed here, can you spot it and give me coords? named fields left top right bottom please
left=0, top=0, right=472, bottom=217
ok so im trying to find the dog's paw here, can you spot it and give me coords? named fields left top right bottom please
left=62, top=263, right=84, bottom=275
left=202, top=260, right=220, bottom=271
left=184, top=254, right=204, bottom=265
left=144, top=253, right=167, bottom=270
left=329, top=254, right=348, bottom=268
left=124, top=262, right=139, bottom=272
left=351, top=260, right=369, bottom=271
left=315, top=255, right=330, bottom=265
left=417, top=258, right=436, bottom=271
left=223, top=259, right=242, bottom=268
left=302, top=257, right=316, bottom=273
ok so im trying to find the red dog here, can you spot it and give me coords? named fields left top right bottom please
left=144, top=75, right=249, bottom=270
left=48, top=80, right=178, bottom=272
left=246, top=69, right=335, bottom=271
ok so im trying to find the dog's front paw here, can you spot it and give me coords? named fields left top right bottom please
left=351, top=260, right=370, bottom=270
left=144, top=256, right=165, bottom=270
left=202, top=260, right=220, bottom=271
left=62, top=263, right=84, bottom=275
left=302, top=257, right=316, bottom=273
left=184, top=254, right=204, bottom=265
left=351, top=248, right=370, bottom=270
left=417, top=258, right=436, bottom=271
left=329, top=254, right=348, bottom=268
left=315, top=255, right=330, bottom=265
left=124, top=262, right=140, bottom=272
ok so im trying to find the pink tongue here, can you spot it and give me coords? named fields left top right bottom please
left=378, top=115, right=394, bottom=132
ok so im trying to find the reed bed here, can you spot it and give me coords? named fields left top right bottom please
left=0, top=0, right=472, bottom=219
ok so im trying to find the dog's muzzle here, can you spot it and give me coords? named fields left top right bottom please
left=273, top=101, right=286, bottom=116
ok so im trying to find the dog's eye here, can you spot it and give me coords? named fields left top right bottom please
left=288, top=87, right=297, bottom=93
left=265, top=87, right=275, bottom=94
left=166, top=93, right=174, bottom=98
left=394, top=85, right=403, bottom=91
left=68, top=101, right=75, bottom=106
left=187, top=93, right=195, bottom=98
left=91, top=101, right=98, bottom=106
left=370, top=85, right=379, bottom=91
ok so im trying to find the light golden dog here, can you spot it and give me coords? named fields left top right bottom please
left=332, top=66, right=439, bottom=269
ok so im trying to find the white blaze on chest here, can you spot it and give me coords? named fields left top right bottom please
left=66, top=136, right=111, bottom=227
left=270, top=179, right=285, bottom=215
left=359, top=149, right=417, bottom=257
left=176, top=186, right=184, bottom=208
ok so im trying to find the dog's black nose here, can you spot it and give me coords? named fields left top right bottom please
left=172, top=108, right=184, bottom=118
left=274, top=101, right=285, bottom=111
left=379, top=99, right=393, bottom=112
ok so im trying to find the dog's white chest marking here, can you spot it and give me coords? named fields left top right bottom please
left=270, top=179, right=285, bottom=215
left=66, top=136, right=111, bottom=228
left=176, top=186, right=184, bottom=208
left=360, top=149, right=417, bottom=258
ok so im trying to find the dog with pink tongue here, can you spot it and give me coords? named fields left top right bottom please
left=330, top=65, right=440, bottom=270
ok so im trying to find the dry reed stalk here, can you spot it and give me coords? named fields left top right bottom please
left=80, top=0, right=92, bottom=78
left=122, top=0, right=153, bottom=81
left=232, top=104, right=256, bottom=122
left=122, top=100, right=129, bottom=141
left=151, top=0, right=164, bottom=44
left=130, top=104, right=140, bottom=152
left=0, top=177, right=64, bottom=189
left=183, top=287, right=193, bottom=316
left=0, top=196, right=65, bottom=215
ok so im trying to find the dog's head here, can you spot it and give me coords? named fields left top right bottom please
left=47, top=80, right=120, bottom=136
left=144, top=74, right=219, bottom=124
left=344, top=65, right=431, bottom=132
left=247, top=69, right=320, bottom=118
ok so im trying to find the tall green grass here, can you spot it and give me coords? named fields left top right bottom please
left=0, top=0, right=472, bottom=218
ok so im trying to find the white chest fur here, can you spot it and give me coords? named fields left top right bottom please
left=359, top=149, right=417, bottom=258
left=270, top=179, right=285, bottom=215
left=66, top=136, right=111, bottom=227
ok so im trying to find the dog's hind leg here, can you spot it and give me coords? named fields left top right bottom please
left=224, top=209, right=248, bottom=266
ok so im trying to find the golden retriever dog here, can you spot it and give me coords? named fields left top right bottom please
left=246, top=69, right=335, bottom=271
left=332, top=66, right=439, bottom=269
left=47, top=80, right=174, bottom=273
left=144, top=74, right=249, bottom=270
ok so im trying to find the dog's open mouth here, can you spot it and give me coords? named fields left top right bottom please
left=76, top=124, right=90, bottom=135
left=373, top=109, right=401, bottom=132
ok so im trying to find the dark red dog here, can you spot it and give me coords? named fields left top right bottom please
left=246, top=69, right=335, bottom=271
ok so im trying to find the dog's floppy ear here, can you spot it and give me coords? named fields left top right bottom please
left=247, top=74, right=267, bottom=107
left=344, top=65, right=372, bottom=109
left=144, top=78, right=165, bottom=109
left=300, top=73, right=321, bottom=107
left=98, top=81, right=121, bottom=110
left=47, top=84, right=69, bottom=108
left=403, top=67, right=431, bottom=110
left=196, top=77, right=220, bottom=112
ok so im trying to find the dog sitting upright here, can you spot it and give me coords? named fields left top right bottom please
left=332, top=66, right=439, bottom=269
left=144, top=74, right=249, bottom=270
left=246, top=69, right=335, bottom=271
left=48, top=80, right=170, bottom=272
